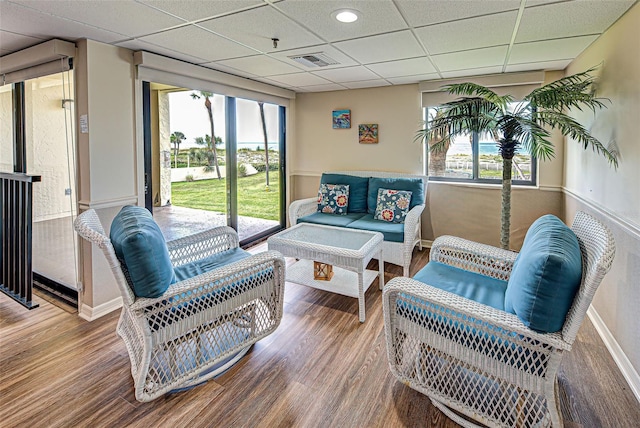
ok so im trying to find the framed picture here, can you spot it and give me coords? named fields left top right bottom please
left=332, top=109, right=351, bottom=129
left=358, top=124, right=378, bottom=144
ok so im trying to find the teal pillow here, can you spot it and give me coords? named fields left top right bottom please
left=367, top=177, right=424, bottom=214
left=317, top=183, right=349, bottom=215
left=110, top=206, right=176, bottom=298
left=504, top=215, right=583, bottom=333
left=373, top=188, right=412, bottom=223
left=321, top=173, right=369, bottom=213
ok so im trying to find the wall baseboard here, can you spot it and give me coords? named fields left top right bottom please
left=78, top=296, right=123, bottom=321
left=587, top=306, right=640, bottom=404
left=420, top=239, right=433, bottom=249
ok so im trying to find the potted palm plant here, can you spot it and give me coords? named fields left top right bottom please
left=418, top=67, right=618, bottom=249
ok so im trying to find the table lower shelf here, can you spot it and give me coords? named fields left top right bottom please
left=286, top=259, right=378, bottom=299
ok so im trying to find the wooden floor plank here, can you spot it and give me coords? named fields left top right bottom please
left=1, top=246, right=638, bottom=427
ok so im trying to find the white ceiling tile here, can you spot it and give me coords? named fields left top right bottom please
left=270, top=44, right=358, bottom=69
left=0, top=1, right=127, bottom=44
left=274, top=0, right=408, bottom=42
left=116, top=39, right=209, bottom=64
left=197, top=5, right=323, bottom=52
left=311, top=66, right=379, bottom=83
left=216, top=55, right=302, bottom=76
left=505, top=59, right=571, bottom=73
left=264, top=72, right=331, bottom=87
left=254, top=77, right=297, bottom=89
left=140, top=25, right=258, bottom=62
left=386, top=73, right=440, bottom=85
left=13, top=0, right=185, bottom=38
left=415, top=11, right=518, bottom=55
left=395, top=0, right=520, bottom=27
left=440, top=66, right=505, bottom=79
left=138, top=0, right=264, bottom=22
left=366, top=57, right=436, bottom=78
left=509, top=35, right=598, bottom=64
left=341, top=79, right=391, bottom=89
left=334, top=31, right=424, bottom=64
left=295, top=83, right=348, bottom=92
left=199, top=62, right=259, bottom=79
left=0, top=30, right=45, bottom=53
left=432, top=46, right=508, bottom=72
left=517, top=1, right=635, bottom=43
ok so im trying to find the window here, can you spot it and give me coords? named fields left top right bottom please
left=424, top=104, right=536, bottom=185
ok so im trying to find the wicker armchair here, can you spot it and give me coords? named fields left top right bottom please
left=74, top=209, right=285, bottom=402
left=383, top=211, right=615, bottom=427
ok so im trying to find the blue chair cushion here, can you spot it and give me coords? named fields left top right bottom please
left=504, top=214, right=583, bottom=333
left=346, top=214, right=405, bottom=243
left=298, top=212, right=365, bottom=227
left=110, top=205, right=176, bottom=298
left=413, top=261, right=507, bottom=311
left=367, top=177, right=424, bottom=214
left=321, top=173, right=369, bottom=213
left=174, top=248, right=251, bottom=282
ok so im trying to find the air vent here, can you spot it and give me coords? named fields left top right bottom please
left=288, top=52, right=339, bottom=68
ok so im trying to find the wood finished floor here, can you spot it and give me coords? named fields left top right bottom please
left=1, top=244, right=639, bottom=428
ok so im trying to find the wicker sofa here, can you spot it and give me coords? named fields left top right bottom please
left=289, top=171, right=427, bottom=276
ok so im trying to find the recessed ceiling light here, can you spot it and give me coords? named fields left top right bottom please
left=332, top=9, right=360, bottom=23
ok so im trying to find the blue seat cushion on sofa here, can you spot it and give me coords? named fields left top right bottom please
left=110, top=205, right=176, bottom=298
left=413, top=261, right=507, bottom=311
left=504, top=214, right=583, bottom=333
left=174, top=247, right=251, bottom=282
left=298, top=212, right=365, bottom=227
left=367, top=177, right=424, bottom=214
left=321, top=173, right=369, bottom=213
left=345, top=214, right=405, bottom=242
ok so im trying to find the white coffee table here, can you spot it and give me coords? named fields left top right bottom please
left=267, top=223, right=384, bottom=322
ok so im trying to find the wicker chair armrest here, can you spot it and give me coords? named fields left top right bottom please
left=403, top=204, right=424, bottom=245
left=383, top=277, right=571, bottom=352
left=166, top=226, right=240, bottom=266
left=130, top=250, right=285, bottom=312
left=430, top=236, right=518, bottom=281
left=289, top=197, right=317, bottom=226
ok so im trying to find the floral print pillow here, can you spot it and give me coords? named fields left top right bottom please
left=317, top=184, right=350, bottom=215
left=374, top=188, right=413, bottom=223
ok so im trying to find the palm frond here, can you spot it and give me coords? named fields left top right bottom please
left=444, top=83, right=513, bottom=109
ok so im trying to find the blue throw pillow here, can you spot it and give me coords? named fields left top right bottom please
left=317, top=183, right=349, bottom=215
left=374, top=188, right=412, bottom=223
left=320, top=173, right=369, bottom=213
left=504, top=215, right=583, bottom=333
left=367, top=177, right=424, bottom=214
left=110, top=205, right=176, bottom=298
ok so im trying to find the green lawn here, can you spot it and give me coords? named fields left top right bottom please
left=171, top=171, right=280, bottom=220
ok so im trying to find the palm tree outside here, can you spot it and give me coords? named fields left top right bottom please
left=258, top=101, right=270, bottom=190
left=170, top=131, right=185, bottom=168
left=418, top=67, right=618, bottom=249
left=191, top=91, right=222, bottom=179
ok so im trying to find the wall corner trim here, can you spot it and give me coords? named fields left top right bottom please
left=78, top=296, right=123, bottom=321
left=587, top=306, right=640, bottom=404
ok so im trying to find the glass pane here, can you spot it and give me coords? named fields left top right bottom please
left=427, top=107, right=473, bottom=179
left=0, top=84, right=13, bottom=172
left=235, top=98, right=281, bottom=241
left=25, top=71, right=79, bottom=290
left=163, top=89, right=228, bottom=239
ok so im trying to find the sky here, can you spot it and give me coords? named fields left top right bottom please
left=168, top=91, right=280, bottom=149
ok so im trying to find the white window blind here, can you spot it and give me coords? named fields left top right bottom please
left=0, top=39, right=75, bottom=85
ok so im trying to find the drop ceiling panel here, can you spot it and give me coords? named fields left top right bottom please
left=0, top=30, right=44, bottom=53
left=116, top=39, right=210, bottom=64
left=198, top=5, right=323, bottom=52
left=199, top=62, right=259, bottom=79
left=415, top=11, right=518, bottom=55
left=505, top=59, right=571, bottom=73
left=366, top=57, right=436, bottom=78
left=274, top=0, right=408, bottom=42
left=0, top=1, right=127, bottom=44
left=139, top=25, right=258, bottom=62
left=334, top=31, right=424, bottom=65
left=396, top=0, right=520, bottom=27
left=13, top=0, right=185, bottom=38
left=270, top=44, right=358, bottom=69
left=387, top=73, right=440, bottom=85
left=311, top=66, right=380, bottom=83
left=138, top=0, right=265, bottom=22
left=265, top=72, right=332, bottom=87
left=432, top=45, right=508, bottom=72
left=516, top=0, right=635, bottom=43
left=509, top=35, right=598, bottom=64
left=440, top=66, right=504, bottom=79
left=216, top=54, right=302, bottom=76
left=341, top=79, right=391, bottom=89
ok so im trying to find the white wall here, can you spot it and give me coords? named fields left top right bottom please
left=564, top=3, right=640, bottom=393
left=0, top=85, right=12, bottom=172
